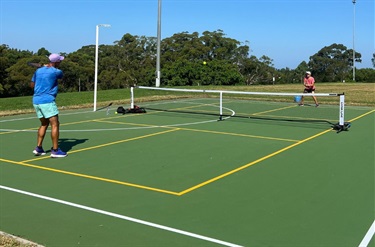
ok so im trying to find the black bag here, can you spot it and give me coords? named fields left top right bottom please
left=116, top=106, right=126, bottom=114
left=117, top=105, right=146, bottom=114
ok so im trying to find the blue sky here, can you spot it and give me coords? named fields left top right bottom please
left=1, top=0, right=373, bottom=69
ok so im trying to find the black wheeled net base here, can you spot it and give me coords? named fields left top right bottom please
left=332, top=122, right=351, bottom=133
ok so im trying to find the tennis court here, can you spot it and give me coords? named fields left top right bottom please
left=0, top=94, right=374, bottom=246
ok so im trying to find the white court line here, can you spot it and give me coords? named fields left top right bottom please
left=0, top=185, right=242, bottom=247
left=0, top=99, right=219, bottom=123
left=0, top=110, right=93, bottom=123
left=0, top=100, right=234, bottom=132
left=359, top=220, right=375, bottom=247
left=0, top=116, right=229, bottom=133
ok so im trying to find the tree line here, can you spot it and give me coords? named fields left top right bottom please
left=1, top=30, right=374, bottom=98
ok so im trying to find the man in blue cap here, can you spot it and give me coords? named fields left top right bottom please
left=30, top=53, right=67, bottom=158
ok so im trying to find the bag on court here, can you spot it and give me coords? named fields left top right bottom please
left=116, top=106, right=126, bottom=114
left=116, top=105, right=146, bottom=114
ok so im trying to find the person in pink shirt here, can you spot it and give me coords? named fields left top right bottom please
left=299, top=71, right=319, bottom=107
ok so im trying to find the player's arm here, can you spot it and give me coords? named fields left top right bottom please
left=30, top=72, right=36, bottom=88
left=310, top=77, right=315, bottom=86
left=56, top=70, right=64, bottom=79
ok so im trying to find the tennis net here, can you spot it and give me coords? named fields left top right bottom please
left=129, top=86, right=350, bottom=132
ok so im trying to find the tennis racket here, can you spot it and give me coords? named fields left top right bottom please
left=96, top=102, right=113, bottom=112
left=27, top=62, right=48, bottom=68
left=27, top=62, right=42, bottom=68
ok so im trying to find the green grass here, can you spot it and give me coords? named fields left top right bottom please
left=0, top=83, right=373, bottom=116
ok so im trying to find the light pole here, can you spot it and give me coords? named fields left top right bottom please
left=94, top=24, right=111, bottom=111
left=352, top=0, right=356, bottom=81
left=155, top=0, right=162, bottom=87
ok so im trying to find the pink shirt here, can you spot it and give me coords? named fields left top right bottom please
left=304, top=76, right=315, bottom=89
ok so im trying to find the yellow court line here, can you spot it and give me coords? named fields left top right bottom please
left=60, top=116, right=127, bottom=127
left=236, top=104, right=336, bottom=123
left=178, top=108, right=375, bottom=195
left=254, top=113, right=336, bottom=122
left=178, top=127, right=298, bottom=142
left=348, top=108, right=375, bottom=122
left=252, top=105, right=297, bottom=116
left=3, top=109, right=373, bottom=196
left=178, top=128, right=332, bottom=195
left=93, top=119, right=159, bottom=127
left=62, top=109, right=165, bottom=126
left=0, top=158, right=179, bottom=196
left=94, top=120, right=299, bottom=142
left=22, top=128, right=180, bottom=162
left=58, top=109, right=164, bottom=128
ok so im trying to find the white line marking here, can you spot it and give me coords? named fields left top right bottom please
left=0, top=185, right=242, bottom=247
left=359, top=220, right=375, bottom=247
left=0, top=100, right=234, bottom=132
left=0, top=110, right=93, bottom=123
left=0, top=117, right=225, bottom=133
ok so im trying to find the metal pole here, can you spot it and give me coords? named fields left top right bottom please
left=352, top=0, right=356, bottom=82
left=93, top=24, right=111, bottom=111
left=130, top=87, right=134, bottom=109
left=156, top=0, right=162, bottom=87
left=219, top=91, right=223, bottom=121
left=94, top=25, right=100, bottom=111
left=339, top=94, right=345, bottom=126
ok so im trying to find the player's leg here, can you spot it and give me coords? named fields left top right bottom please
left=38, top=102, right=67, bottom=157
left=299, top=89, right=307, bottom=106
left=49, top=114, right=67, bottom=158
left=312, top=90, right=319, bottom=106
left=49, top=115, right=60, bottom=150
left=47, top=102, right=67, bottom=157
left=32, top=104, right=47, bottom=155
left=37, top=117, right=49, bottom=147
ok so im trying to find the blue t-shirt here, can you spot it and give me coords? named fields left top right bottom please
left=32, top=66, right=63, bottom=104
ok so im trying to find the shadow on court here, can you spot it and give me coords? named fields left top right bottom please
left=58, top=138, right=89, bottom=152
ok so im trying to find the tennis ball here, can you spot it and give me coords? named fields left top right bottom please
left=203, top=61, right=207, bottom=65
left=115, top=112, right=118, bottom=114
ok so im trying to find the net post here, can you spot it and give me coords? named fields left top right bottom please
left=339, top=94, right=345, bottom=126
left=130, top=86, right=134, bottom=109
left=333, top=93, right=351, bottom=133
left=219, top=91, right=223, bottom=121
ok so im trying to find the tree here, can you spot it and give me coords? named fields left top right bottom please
left=67, top=47, right=95, bottom=91
left=355, top=68, right=375, bottom=82
left=308, top=43, right=361, bottom=82
left=159, top=30, right=246, bottom=86
left=112, top=33, right=156, bottom=87
left=36, top=47, right=50, bottom=57
left=2, top=32, right=374, bottom=98
left=0, top=45, right=34, bottom=97
left=6, top=57, right=38, bottom=96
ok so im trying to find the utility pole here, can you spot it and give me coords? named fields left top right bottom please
left=156, top=0, right=162, bottom=87
left=352, top=0, right=356, bottom=81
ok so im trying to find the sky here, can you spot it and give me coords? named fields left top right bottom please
left=1, top=0, right=374, bottom=69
